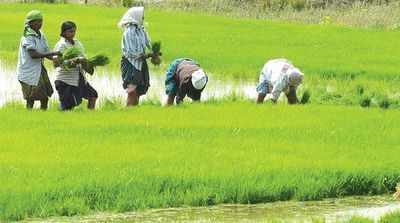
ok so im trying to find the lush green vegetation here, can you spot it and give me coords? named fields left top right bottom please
left=1, top=2, right=400, bottom=222
left=1, top=102, right=400, bottom=221
left=379, top=212, right=400, bottom=223
left=323, top=212, right=400, bottom=223
left=0, top=3, right=399, bottom=81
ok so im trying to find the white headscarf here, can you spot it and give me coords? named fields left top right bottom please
left=118, top=7, right=144, bottom=28
left=191, top=69, right=208, bottom=90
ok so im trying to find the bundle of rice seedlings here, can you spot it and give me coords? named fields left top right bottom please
left=61, top=47, right=83, bottom=69
left=62, top=47, right=82, bottom=61
left=88, top=54, right=110, bottom=67
left=152, top=41, right=161, bottom=55
left=300, top=90, right=311, bottom=104
left=151, top=41, right=162, bottom=66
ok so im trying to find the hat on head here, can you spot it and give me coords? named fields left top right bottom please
left=25, top=10, right=43, bottom=24
left=191, top=69, right=208, bottom=90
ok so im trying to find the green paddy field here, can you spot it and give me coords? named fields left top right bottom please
left=1, top=3, right=400, bottom=221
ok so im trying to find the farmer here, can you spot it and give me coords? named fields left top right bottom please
left=119, top=7, right=153, bottom=107
left=256, top=58, right=304, bottom=104
left=53, top=21, right=98, bottom=111
left=16, top=10, right=60, bottom=110
left=165, top=58, right=208, bottom=106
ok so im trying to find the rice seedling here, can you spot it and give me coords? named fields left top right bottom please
left=300, top=90, right=311, bottom=104
left=356, top=85, right=364, bottom=96
left=87, top=54, right=110, bottom=67
left=359, top=95, right=371, bottom=108
left=150, top=41, right=162, bottom=66
left=377, top=97, right=391, bottom=109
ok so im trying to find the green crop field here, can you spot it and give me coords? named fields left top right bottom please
left=0, top=3, right=399, bottom=80
left=1, top=2, right=400, bottom=222
left=1, top=103, right=400, bottom=221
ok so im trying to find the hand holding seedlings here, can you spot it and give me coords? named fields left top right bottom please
left=150, top=41, right=162, bottom=66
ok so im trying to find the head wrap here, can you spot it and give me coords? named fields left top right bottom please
left=191, top=69, right=208, bottom=90
left=23, top=10, right=43, bottom=37
left=118, top=7, right=144, bottom=28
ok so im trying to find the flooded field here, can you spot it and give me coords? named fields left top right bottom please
left=0, top=62, right=257, bottom=107
left=23, top=196, right=400, bottom=223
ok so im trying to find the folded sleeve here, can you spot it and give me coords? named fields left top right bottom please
left=22, top=36, right=36, bottom=51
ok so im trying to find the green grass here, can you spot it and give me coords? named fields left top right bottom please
left=380, top=212, right=400, bottom=223
left=0, top=3, right=400, bottom=80
left=1, top=3, right=400, bottom=221
left=1, top=102, right=400, bottom=221
left=323, top=212, right=400, bottom=222
left=344, top=217, right=374, bottom=223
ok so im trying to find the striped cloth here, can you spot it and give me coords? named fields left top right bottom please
left=121, top=24, right=151, bottom=71
left=17, top=32, right=49, bottom=86
left=54, top=38, right=85, bottom=87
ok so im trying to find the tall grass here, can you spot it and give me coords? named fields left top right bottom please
left=1, top=103, right=400, bottom=220
left=0, top=3, right=399, bottom=81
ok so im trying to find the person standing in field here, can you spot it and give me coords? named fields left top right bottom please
left=53, top=21, right=98, bottom=111
left=165, top=58, right=208, bottom=106
left=16, top=10, right=61, bottom=110
left=256, top=58, right=304, bottom=104
left=119, top=7, right=153, bottom=107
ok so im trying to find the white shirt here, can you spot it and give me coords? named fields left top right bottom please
left=54, top=38, right=85, bottom=87
left=16, top=33, right=49, bottom=86
left=258, top=59, right=298, bottom=101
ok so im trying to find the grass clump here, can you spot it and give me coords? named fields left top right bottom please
left=359, top=95, right=371, bottom=108
left=356, top=85, right=364, bottom=96
left=378, top=97, right=391, bottom=109
left=300, top=90, right=311, bottom=104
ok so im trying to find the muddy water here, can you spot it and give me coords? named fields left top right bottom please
left=24, top=196, right=400, bottom=223
left=0, top=63, right=257, bottom=107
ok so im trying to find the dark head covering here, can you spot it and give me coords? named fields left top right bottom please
left=60, top=21, right=76, bottom=37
